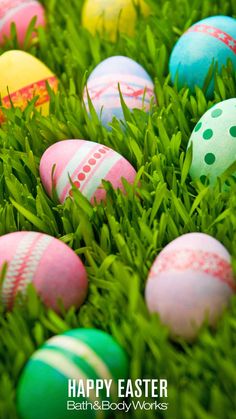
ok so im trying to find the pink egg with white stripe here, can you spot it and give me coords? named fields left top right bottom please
left=145, top=233, right=236, bottom=341
left=0, top=231, right=88, bottom=312
left=0, top=0, right=45, bottom=46
left=83, top=56, right=155, bottom=128
left=39, top=139, right=137, bottom=204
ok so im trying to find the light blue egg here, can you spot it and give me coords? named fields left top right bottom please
left=84, top=55, right=155, bottom=128
left=169, top=16, right=236, bottom=96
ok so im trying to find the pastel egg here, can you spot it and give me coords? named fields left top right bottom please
left=83, top=55, right=155, bottom=127
left=0, top=231, right=88, bottom=312
left=145, top=233, right=235, bottom=341
left=39, top=139, right=137, bottom=204
left=188, top=98, right=236, bottom=185
left=0, top=50, right=58, bottom=123
left=0, top=0, right=45, bottom=46
left=82, top=0, right=150, bottom=41
left=17, top=329, right=129, bottom=419
left=169, top=16, right=236, bottom=96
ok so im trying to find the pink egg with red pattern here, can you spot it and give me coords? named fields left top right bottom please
left=145, top=233, right=236, bottom=341
left=39, top=139, right=137, bottom=204
left=0, top=231, right=88, bottom=312
left=0, top=0, right=45, bottom=46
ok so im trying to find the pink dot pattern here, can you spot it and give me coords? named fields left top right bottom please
left=69, top=145, right=110, bottom=197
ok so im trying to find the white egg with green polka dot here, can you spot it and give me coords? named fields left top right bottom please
left=188, top=98, right=236, bottom=185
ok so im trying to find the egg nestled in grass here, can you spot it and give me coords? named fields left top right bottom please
left=82, top=0, right=150, bottom=41
left=188, top=98, right=236, bottom=185
left=0, top=0, right=46, bottom=46
left=145, top=233, right=235, bottom=341
left=40, top=139, right=137, bottom=204
left=0, top=231, right=88, bottom=312
left=83, top=55, right=155, bottom=128
left=0, top=50, right=58, bottom=122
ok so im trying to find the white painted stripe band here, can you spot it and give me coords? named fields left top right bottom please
left=56, top=141, right=97, bottom=199
left=81, top=150, right=122, bottom=200
left=33, top=348, right=105, bottom=417
left=49, top=335, right=117, bottom=398
left=1, top=233, right=52, bottom=306
left=0, top=1, right=39, bottom=31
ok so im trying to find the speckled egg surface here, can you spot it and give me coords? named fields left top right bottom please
left=83, top=55, right=155, bottom=128
left=40, top=139, right=137, bottom=204
left=188, top=98, right=236, bottom=185
left=82, top=0, right=150, bottom=41
left=145, top=233, right=235, bottom=341
left=0, top=231, right=88, bottom=312
left=0, top=50, right=58, bottom=122
left=17, top=329, right=129, bottom=419
left=0, top=0, right=45, bottom=46
left=169, top=16, right=236, bottom=95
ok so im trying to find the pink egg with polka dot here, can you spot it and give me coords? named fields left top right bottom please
left=39, top=139, right=137, bottom=204
left=145, top=233, right=236, bottom=341
left=0, top=0, right=45, bottom=46
left=0, top=231, right=88, bottom=312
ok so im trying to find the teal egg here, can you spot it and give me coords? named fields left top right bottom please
left=17, top=329, right=129, bottom=419
left=169, top=16, right=236, bottom=97
left=188, top=98, right=236, bottom=185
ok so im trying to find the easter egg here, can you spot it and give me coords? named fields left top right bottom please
left=145, top=233, right=235, bottom=341
left=0, top=50, right=58, bottom=123
left=188, top=98, right=236, bottom=185
left=0, top=0, right=45, bottom=46
left=0, top=231, right=88, bottom=312
left=17, top=328, right=129, bottom=419
left=39, top=139, right=137, bottom=204
left=81, top=0, right=150, bottom=41
left=169, top=16, right=236, bottom=95
left=83, top=56, right=155, bottom=127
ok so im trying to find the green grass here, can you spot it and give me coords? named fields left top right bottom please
left=1, top=0, right=236, bottom=418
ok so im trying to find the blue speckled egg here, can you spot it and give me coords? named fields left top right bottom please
left=83, top=55, right=155, bottom=128
left=169, top=16, right=236, bottom=96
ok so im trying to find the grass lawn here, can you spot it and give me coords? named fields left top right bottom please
left=0, top=0, right=236, bottom=418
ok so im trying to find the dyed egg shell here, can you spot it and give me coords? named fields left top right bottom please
left=0, top=0, right=45, bottom=46
left=0, top=50, right=58, bottom=123
left=17, top=329, right=129, bottom=419
left=188, top=98, right=236, bottom=185
left=0, top=231, right=88, bottom=312
left=84, top=56, right=155, bottom=127
left=82, top=0, right=150, bottom=41
left=145, top=233, right=235, bottom=341
left=169, top=16, right=236, bottom=95
left=39, top=139, right=137, bottom=204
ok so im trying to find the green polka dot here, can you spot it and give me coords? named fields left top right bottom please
left=211, top=108, right=222, bottom=118
left=229, top=126, right=236, bottom=137
left=204, top=153, right=216, bottom=165
left=194, top=122, right=202, bottom=132
left=200, top=175, right=209, bottom=185
left=203, top=129, right=213, bottom=140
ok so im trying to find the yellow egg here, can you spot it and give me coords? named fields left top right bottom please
left=0, top=50, right=58, bottom=122
left=81, top=0, right=150, bottom=41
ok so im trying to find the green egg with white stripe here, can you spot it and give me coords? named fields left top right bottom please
left=17, top=329, right=129, bottom=419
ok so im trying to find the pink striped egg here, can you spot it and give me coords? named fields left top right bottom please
left=145, top=233, right=236, bottom=341
left=0, top=0, right=45, bottom=46
left=39, top=139, right=137, bottom=204
left=0, top=231, right=88, bottom=312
